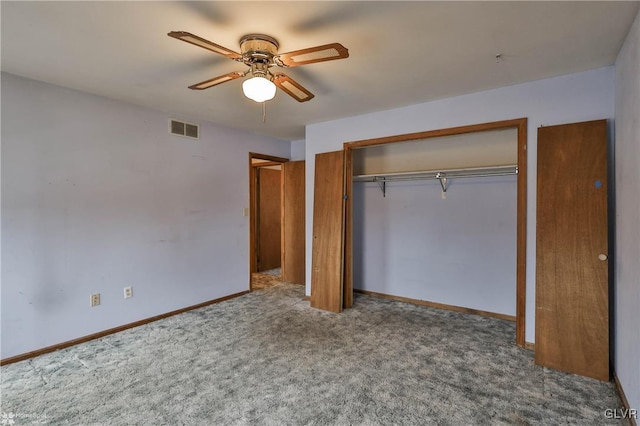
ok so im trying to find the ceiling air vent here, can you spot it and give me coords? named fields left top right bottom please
left=169, top=119, right=199, bottom=139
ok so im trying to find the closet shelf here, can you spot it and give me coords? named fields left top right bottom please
left=353, top=165, right=518, bottom=197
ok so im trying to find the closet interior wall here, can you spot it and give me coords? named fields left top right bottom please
left=350, top=129, right=519, bottom=318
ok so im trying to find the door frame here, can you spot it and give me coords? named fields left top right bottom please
left=342, top=118, right=528, bottom=347
left=248, top=153, right=289, bottom=287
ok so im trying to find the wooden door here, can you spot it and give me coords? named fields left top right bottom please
left=311, top=151, right=345, bottom=312
left=257, top=167, right=282, bottom=272
left=282, top=161, right=305, bottom=284
left=535, top=119, right=609, bottom=381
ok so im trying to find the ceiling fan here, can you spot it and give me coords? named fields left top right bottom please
left=168, top=31, right=349, bottom=103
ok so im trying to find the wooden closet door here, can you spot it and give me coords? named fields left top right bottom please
left=257, top=168, right=282, bottom=272
left=311, top=151, right=345, bottom=312
left=282, top=161, right=305, bottom=284
left=535, top=120, right=609, bottom=381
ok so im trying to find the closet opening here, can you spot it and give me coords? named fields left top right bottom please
left=343, top=118, right=527, bottom=346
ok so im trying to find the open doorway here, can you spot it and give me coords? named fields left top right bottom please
left=249, top=152, right=307, bottom=291
left=249, top=153, right=287, bottom=290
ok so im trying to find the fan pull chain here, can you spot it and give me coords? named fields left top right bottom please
left=262, top=101, right=267, bottom=123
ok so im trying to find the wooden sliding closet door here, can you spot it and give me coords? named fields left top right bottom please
left=282, top=161, right=305, bottom=284
left=311, top=151, right=345, bottom=313
left=535, top=120, right=609, bottom=381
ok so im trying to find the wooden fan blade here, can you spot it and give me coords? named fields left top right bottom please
left=273, top=74, right=315, bottom=102
left=168, top=31, right=242, bottom=60
left=188, top=71, right=245, bottom=90
left=275, top=43, right=348, bottom=67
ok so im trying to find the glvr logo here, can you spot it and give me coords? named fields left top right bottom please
left=604, top=408, right=638, bottom=419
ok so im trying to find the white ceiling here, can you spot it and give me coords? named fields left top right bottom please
left=2, top=1, right=638, bottom=141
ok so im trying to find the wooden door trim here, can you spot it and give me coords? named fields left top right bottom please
left=344, top=119, right=527, bottom=148
left=515, top=119, right=527, bottom=347
left=343, top=147, right=354, bottom=308
left=251, top=161, right=283, bottom=168
left=250, top=153, right=290, bottom=163
left=248, top=153, right=288, bottom=288
left=343, top=117, right=528, bottom=347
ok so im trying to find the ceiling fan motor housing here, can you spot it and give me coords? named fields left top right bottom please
left=240, top=34, right=279, bottom=64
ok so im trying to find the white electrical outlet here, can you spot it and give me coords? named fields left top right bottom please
left=90, top=293, right=100, bottom=307
left=124, top=286, right=133, bottom=299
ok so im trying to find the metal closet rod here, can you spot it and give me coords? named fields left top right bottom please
left=352, top=165, right=518, bottom=197
left=352, top=165, right=518, bottom=183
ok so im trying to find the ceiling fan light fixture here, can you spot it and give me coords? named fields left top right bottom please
left=169, top=31, right=349, bottom=103
left=242, top=75, right=276, bottom=102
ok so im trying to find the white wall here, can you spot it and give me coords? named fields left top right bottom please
left=305, top=67, right=615, bottom=343
left=0, top=73, right=290, bottom=359
left=614, top=10, right=640, bottom=412
left=290, top=139, right=306, bottom=161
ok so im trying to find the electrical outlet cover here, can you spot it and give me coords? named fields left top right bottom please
left=90, top=293, right=100, bottom=307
